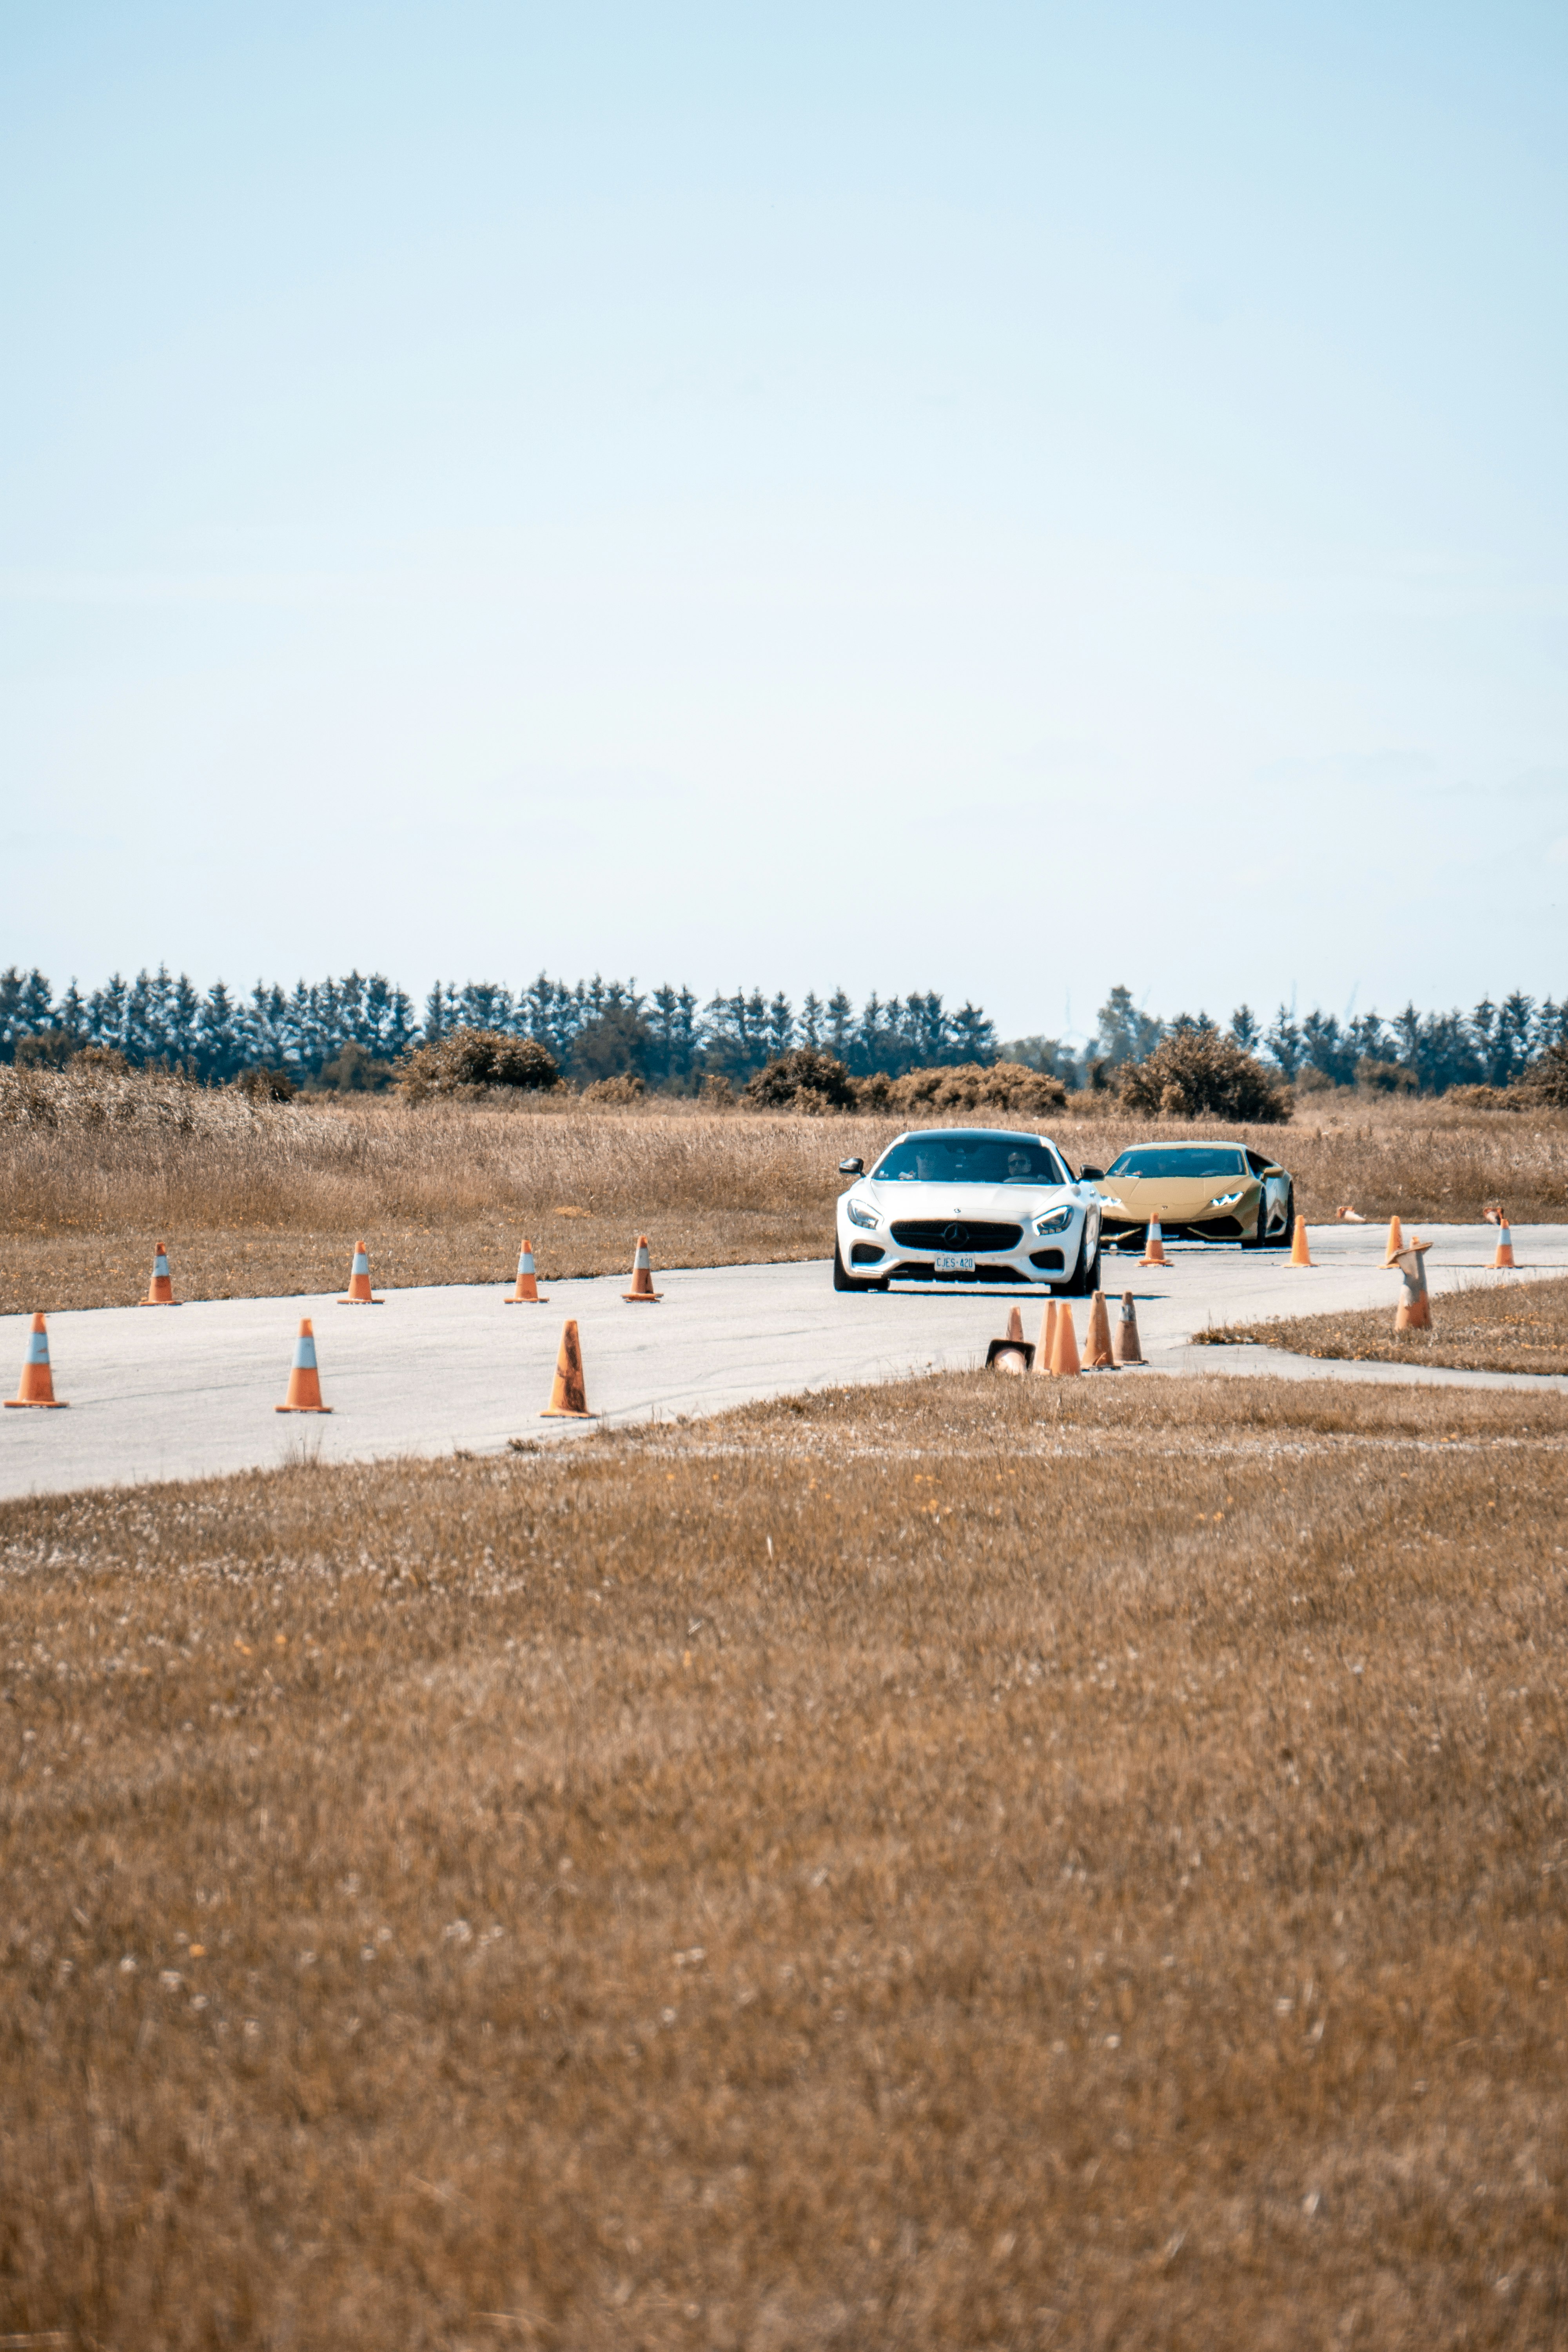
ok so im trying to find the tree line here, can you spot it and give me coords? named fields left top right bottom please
left=0, top=965, right=997, bottom=1089
left=1002, top=984, right=1568, bottom=1095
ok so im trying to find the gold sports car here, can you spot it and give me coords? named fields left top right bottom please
left=1083, top=1140, right=1294, bottom=1251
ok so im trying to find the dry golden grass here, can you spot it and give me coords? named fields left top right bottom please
left=1197, top=1270, right=1568, bottom=1375
left=5, top=1370, right=1568, bottom=2348
left=2, top=1078, right=1564, bottom=1313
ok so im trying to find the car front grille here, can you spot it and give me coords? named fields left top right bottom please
left=889, top=1219, right=1022, bottom=1253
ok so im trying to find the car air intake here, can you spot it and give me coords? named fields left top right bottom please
left=889, top=1220, right=1022, bottom=1253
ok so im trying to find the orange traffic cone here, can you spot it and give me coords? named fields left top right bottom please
left=986, top=1305, right=1032, bottom=1371
left=1083, top=1290, right=1116, bottom=1369
left=1033, top=1298, right=1058, bottom=1374
left=1492, top=1220, right=1518, bottom=1270
left=275, top=1318, right=331, bottom=1412
left=505, top=1238, right=546, bottom=1303
left=141, top=1241, right=178, bottom=1305
left=1049, top=1301, right=1081, bottom=1377
left=338, top=1240, right=382, bottom=1305
left=1386, top=1214, right=1404, bottom=1258
left=5, top=1312, right=67, bottom=1408
left=1113, top=1290, right=1145, bottom=1366
left=1386, top=1234, right=1433, bottom=1331
left=1334, top=1206, right=1366, bottom=1224
left=540, top=1319, right=598, bottom=1418
left=1140, top=1218, right=1168, bottom=1268
left=1289, top=1216, right=1313, bottom=1267
left=622, top=1235, right=662, bottom=1303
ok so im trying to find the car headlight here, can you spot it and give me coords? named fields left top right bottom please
left=846, top=1198, right=879, bottom=1230
left=1207, top=1190, right=1245, bottom=1210
left=1033, top=1205, right=1074, bottom=1235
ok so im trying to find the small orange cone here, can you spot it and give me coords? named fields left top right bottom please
left=1032, top=1299, right=1058, bottom=1374
left=505, top=1238, right=547, bottom=1303
left=1140, top=1218, right=1168, bottom=1268
left=1049, top=1301, right=1081, bottom=1377
left=1492, top=1220, right=1518, bottom=1270
left=622, top=1235, right=662, bottom=1303
left=1386, top=1234, right=1433, bottom=1331
left=1083, top=1290, right=1116, bottom=1369
left=1289, top=1216, right=1313, bottom=1267
left=141, top=1241, right=178, bottom=1305
left=1334, top=1206, right=1366, bottom=1224
left=5, top=1313, right=67, bottom=1408
left=338, top=1240, right=382, bottom=1305
left=275, top=1318, right=331, bottom=1413
left=1112, top=1290, right=1145, bottom=1366
left=1386, top=1214, right=1404, bottom=1258
left=985, top=1305, right=1032, bottom=1372
left=540, top=1319, right=598, bottom=1418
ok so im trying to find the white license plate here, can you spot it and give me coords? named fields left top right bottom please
left=935, top=1252, right=976, bottom=1274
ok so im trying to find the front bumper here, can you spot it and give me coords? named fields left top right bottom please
left=839, top=1203, right=1098, bottom=1287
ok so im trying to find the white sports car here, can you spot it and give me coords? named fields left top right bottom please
left=833, top=1126, right=1103, bottom=1294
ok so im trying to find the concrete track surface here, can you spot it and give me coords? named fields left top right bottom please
left=2, top=1223, right=1565, bottom=1502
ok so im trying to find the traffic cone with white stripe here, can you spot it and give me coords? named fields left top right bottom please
left=622, top=1234, right=662, bottom=1303
left=1491, top=1220, right=1518, bottom=1270
left=275, top=1318, right=331, bottom=1412
left=540, top=1319, right=598, bottom=1418
left=505, top=1238, right=546, bottom=1303
left=5, top=1313, right=67, bottom=1408
left=1140, top=1218, right=1168, bottom=1268
left=338, top=1240, right=382, bottom=1305
left=1113, top=1290, right=1145, bottom=1365
left=141, top=1241, right=178, bottom=1305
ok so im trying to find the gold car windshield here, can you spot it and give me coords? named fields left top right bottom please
left=1107, top=1147, right=1250, bottom=1180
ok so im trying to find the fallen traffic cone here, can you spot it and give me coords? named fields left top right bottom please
left=338, top=1240, right=382, bottom=1305
left=5, top=1312, right=67, bottom=1408
left=1289, top=1216, right=1313, bottom=1267
left=985, top=1304, right=1033, bottom=1372
left=1140, top=1218, right=1168, bottom=1268
left=1386, top=1233, right=1432, bottom=1331
left=1386, top=1214, right=1404, bottom=1258
left=141, top=1241, right=178, bottom=1305
left=1334, top=1206, right=1366, bottom=1223
left=1049, top=1301, right=1081, bottom=1377
left=275, top=1318, right=331, bottom=1412
left=1482, top=1203, right=1504, bottom=1225
left=1491, top=1220, right=1518, bottom=1270
left=505, top=1237, right=547, bottom=1303
left=1113, top=1290, right=1145, bottom=1365
left=1083, top=1290, right=1116, bottom=1369
left=622, top=1234, right=662, bottom=1303
left=1032, top=1299, right=1058, bottom=1374
left=540, top=1318, right=598, bottom=1418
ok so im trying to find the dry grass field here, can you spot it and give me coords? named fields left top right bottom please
left=5, top=1369, right=1568, bottom=2348
left=1, top=1075, right=1564, bottom=1314
left=1196, top=1270, right=1568, bottom=1376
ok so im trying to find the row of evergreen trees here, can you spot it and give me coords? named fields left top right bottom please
left=0, top=964, right=997, bottom=1088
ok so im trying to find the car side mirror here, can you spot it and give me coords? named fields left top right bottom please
left=838, top=1157, right=864, bottom=1176
left=1077, top=1164, right=1106, bottom=1181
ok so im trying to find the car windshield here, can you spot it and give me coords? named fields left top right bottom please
left=1106, top=1146, right=1249, bottom=1180
left=873, top=1133, right=1068, bottom=1185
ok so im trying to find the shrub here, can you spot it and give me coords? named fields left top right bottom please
left=701, top=1073, right=735, bottom=1109
left=14, top=1031, right=76, bottom=1071
left=396, top=1028, right=561, bottom=1102
left=1514, top=1041, right=1568, bottom=1109
left=883, top=1061, right=1068, bottom=1118
left=581, top=1073, right=646, bottom=1105
left=1356, top=1057, right=1417, bottom=1096
left=69, top=1044, right=130, bottom=1077
left=743, top=1050, right=857, bottom=1111
left=1118, top=1029, right=1288, bottom=1123
left=234, top=1067, right=299, bottom=1104
left=314, top=1043, right=397, bottom=1094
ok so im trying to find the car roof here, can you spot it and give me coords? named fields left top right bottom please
left=887, top=1125, right=1060, bottom=1146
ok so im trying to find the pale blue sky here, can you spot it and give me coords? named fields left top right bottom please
left=3, top=2, right=1564, bottom=1040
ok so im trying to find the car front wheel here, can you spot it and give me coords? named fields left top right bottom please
left=1268, top=1186, right=1294, bottom=1247
left=1062, top=1220, right=1102, bottom=1297
left=833, top=1241, right=877, bottom=1292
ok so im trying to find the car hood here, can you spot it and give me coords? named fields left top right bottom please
left=1094, top=1174, right=1259, bottom=1212
left=860, top=1181, right=1078, bottom=1219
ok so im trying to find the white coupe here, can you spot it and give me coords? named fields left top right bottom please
left=833, top=1126, right=1103, bottom=1294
